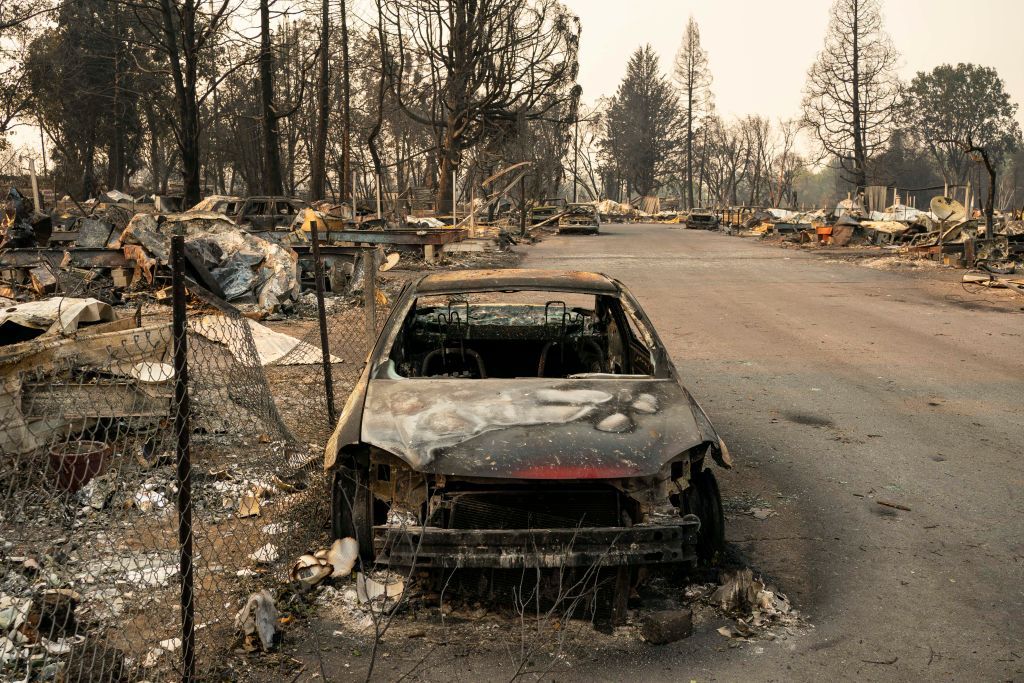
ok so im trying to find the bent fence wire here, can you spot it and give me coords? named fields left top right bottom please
left=0, top=238, right=383, bottom=681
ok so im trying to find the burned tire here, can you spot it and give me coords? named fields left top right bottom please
left=681, top=467, right=725, bottom=563
left=331, top=466, right=374, bottom=561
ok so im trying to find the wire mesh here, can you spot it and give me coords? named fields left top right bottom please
left=0, top=257, right=383, bottom=680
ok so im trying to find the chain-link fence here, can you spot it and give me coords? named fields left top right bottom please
left=267, top=248, right=389, bottom=445
left=0, top=235, right=383, bottom=681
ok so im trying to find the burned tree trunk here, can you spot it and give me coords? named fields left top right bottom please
left=259, top=0, right=284, bottom=195
left=309, top=0, right=330, bottom=201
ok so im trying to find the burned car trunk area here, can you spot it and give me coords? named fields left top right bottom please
left=329, top=270, right=726, bottom=572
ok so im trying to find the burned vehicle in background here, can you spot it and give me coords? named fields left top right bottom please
left=686, top=208, right=720, bottom=230
left=186, top=195, right=307, bottom=231
left=326, top=270, right=730, bottom=574
left=557, top=203, right=601, bottom=235
left=529, top=198, right=567, bottom=226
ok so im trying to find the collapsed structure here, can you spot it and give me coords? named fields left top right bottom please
left=690, top=195, right=1024, bottom=282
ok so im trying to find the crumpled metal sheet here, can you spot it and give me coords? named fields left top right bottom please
left=0, top=297, right=115, bottom=339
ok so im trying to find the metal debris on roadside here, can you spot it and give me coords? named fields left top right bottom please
left=235, top=590, right=279, bottom=652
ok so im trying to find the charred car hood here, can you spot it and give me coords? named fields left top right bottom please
left=359, top=378, right=716, bottom=478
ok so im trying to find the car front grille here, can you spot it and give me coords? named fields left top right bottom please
left=446, top=488, right=623, bottom=530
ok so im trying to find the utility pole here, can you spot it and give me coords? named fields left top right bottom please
left=519, top=175, right=526, bottom=237
left=376, top=174, right=382, bottom=220
left=27, top=158, right=41, bottom=212
left=572, top=115, right=579, bottom=203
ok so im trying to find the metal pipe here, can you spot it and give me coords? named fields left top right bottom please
left=364, top=250, right=377, bottom=345
left=376, top=174, right=382, bottom=220
left=171, top=234, right=196, bottom=683
left=309, top=219, right=336, bottom=424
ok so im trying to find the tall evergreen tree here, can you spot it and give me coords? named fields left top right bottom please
left=603, top=45, right=681, bottom=198
left=673, top=16, right=713, bottom=209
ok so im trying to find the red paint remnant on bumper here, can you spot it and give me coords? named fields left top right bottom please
left=507, top=464, right=639, bottom=479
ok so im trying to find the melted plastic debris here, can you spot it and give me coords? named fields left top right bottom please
left=632, top=393, right=659, bottom=414
left=596, top=412, right=633, bottom=433
left=235, top=590, right=279, bottom=651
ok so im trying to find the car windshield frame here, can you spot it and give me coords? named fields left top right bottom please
left=373, top=285, right=664, bottom=381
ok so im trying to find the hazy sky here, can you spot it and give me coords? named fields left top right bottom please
left=565, top=0, right=1024, bottom=128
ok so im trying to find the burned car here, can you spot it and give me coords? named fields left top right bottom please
left=326, top=269, right=730, bottom=571
left=186, top=195, right=307, bottom=231
left=686, top=208, right=719, bottom=230
left=558, top=203, right=601, bottom=235
left=529, top=198, right=567, bottom=226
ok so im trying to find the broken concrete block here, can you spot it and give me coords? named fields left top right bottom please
left=640, top=608, right=693, bottom=644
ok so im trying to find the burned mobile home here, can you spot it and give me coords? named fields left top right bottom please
left=326, top=269, right=731, bottom=570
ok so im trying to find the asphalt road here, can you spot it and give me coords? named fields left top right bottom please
left=517, top=224, right=1024, bottom=681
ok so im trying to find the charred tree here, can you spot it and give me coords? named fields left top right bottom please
left=378, top=0, right=580, bottom=213
left=340, top=0, right=351, bottom=202
left=129, top=0, right=235, bottom=206
left=801, top=0, right=899, bottom=189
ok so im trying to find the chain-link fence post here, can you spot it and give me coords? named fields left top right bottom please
left=364, top=249, right=377, bottom=346
left=309, top=219, right=337, bottom=425
left=171, top=233, right=197, bottom=683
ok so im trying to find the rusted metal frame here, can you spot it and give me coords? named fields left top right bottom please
left=0, top=249, right=65, bottom=268
left=373, top=524, right=699, bottom=569
left=322, top=228, right=467, bottom=245
left=0, top=247, right=127, bottom=271
left=288, top=244, right=366, bottom=257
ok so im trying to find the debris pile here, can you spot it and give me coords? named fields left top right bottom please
left=0, top=586, right=95, bottom=676
left=235, top=590, right=280, bottom=652
left=115, top=212, right=299, bottom=309
left=687, top=568, right=802, bottom=642
left=288, top=538, right=358, bottom=590
left=1, top=188, right=51, bottom=250
left=714, top=196, right=1024, bottom=275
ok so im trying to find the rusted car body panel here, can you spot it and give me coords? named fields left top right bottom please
left=326, top=269, right=728, bottom=570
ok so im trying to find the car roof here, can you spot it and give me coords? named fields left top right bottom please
left=415, top=269, right=619, bottom=295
